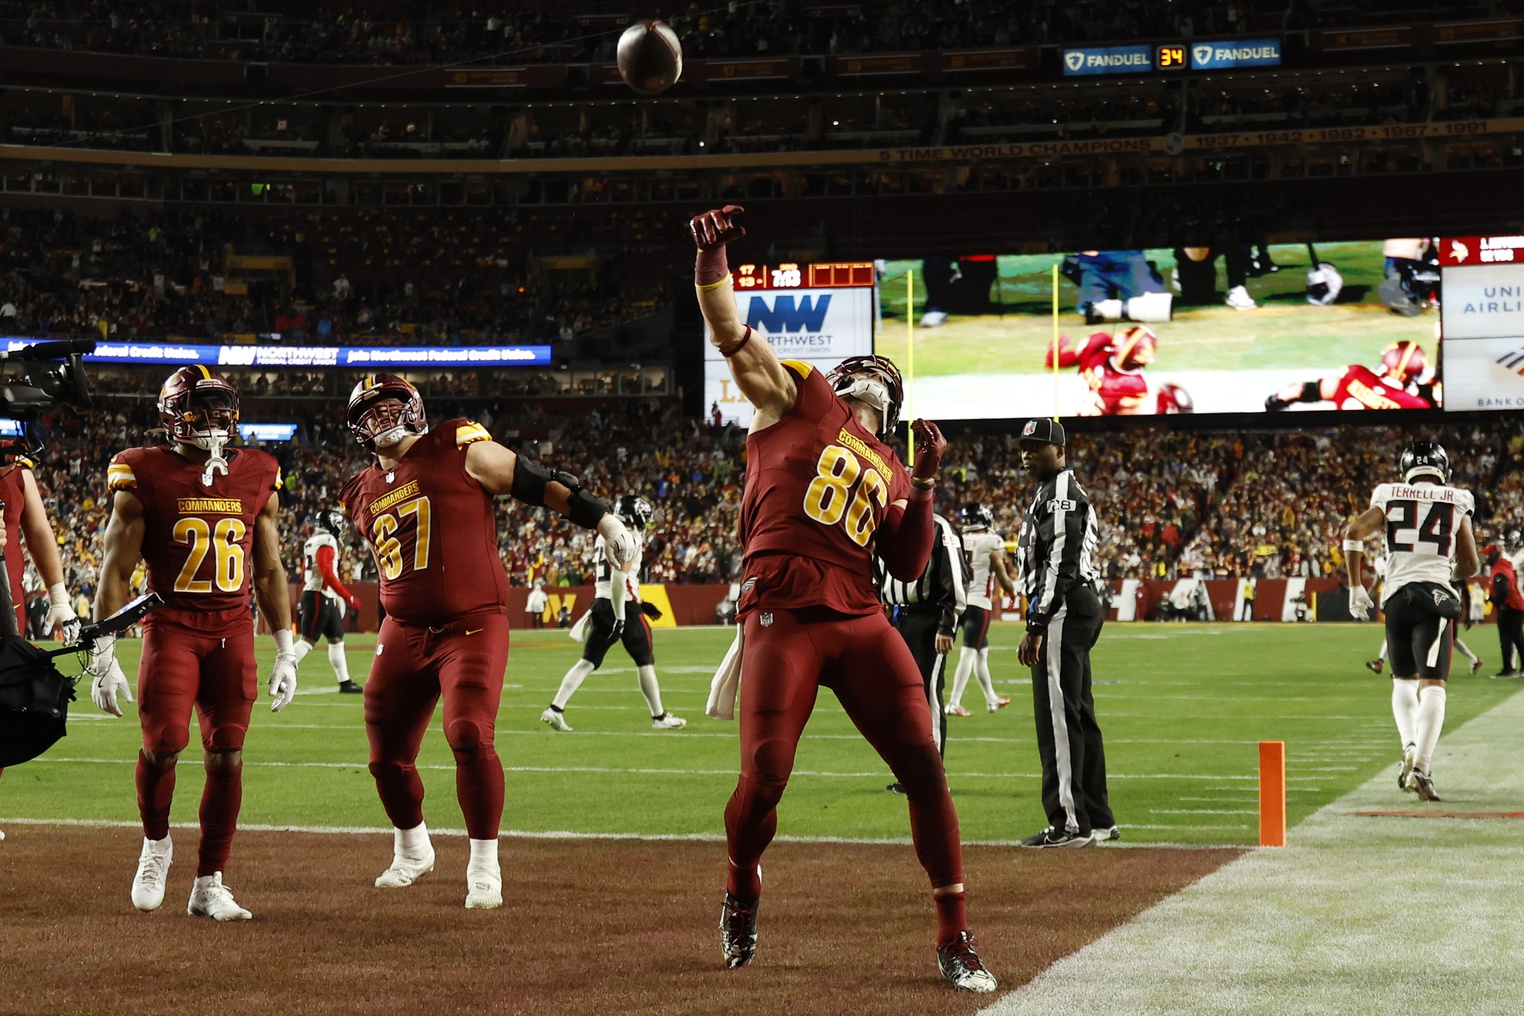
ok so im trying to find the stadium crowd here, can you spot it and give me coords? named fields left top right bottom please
left=15, top=391, right=1524, bottom=619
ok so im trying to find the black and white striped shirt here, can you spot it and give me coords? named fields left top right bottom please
left=877, top=513, right=969, bottom=637
left=1016, top=467, right=1101, bottom=633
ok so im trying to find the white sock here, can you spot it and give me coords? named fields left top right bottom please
left=328, top=642, right=351, bottom=683
left=467, top=837, right=499, bottom=875
left=1391, top=679, right=1419, bottom=749
left=552, top=660, right=596, bottom=710
left=1414, top=685, right=1447, bottom=774
left=949, top=648, right=975, bottom=709
left=1455, top=638, right=1478, bottom=665
left=1377, top=639, right=1388, bottom=663
left=292, top=640, right=314, bottom=665
left=395, top=821, right=430, bottom=858
left=636, top=664, right=665, bottom=717
left=974, top=647, right=998, bottom=707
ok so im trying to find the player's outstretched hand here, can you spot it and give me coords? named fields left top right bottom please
left=1349, top=584, right=1374, bottom=622
left=911, top=418, right=947, bottom=481
left=640, top=601, right=663, bottom=620
left=691, top=205, right=745, bottom=251
left=88, top=633, right=133, bottom=717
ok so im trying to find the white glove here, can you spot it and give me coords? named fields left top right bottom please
left=1349, top=584, right=1374, bottom=622
left=87, top=634, right=133, bottom=717
left=597, top=514, right=638, bottom=571
left=46, top=582, right=81, bottom=643
left=269, top=628, right=298, bottom=713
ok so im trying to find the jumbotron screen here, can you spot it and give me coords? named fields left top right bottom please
left=873, top=240, right=1453, bottom=420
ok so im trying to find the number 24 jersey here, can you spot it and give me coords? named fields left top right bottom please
left=1370, top=481, right=1474, bottom=604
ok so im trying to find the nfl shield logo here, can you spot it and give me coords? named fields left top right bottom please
left=760, top=612, right=773, bottom=628
left=386, top=471, right=395, bottom=483
left=1022, top=420, right=1037, bottom=437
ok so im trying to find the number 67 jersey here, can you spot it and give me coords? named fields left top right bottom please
left=1371, top=480, right=1475, bottom=605
left=339, top=419, right=510, bottom=627
left=106, top=445, right=282, bottom=634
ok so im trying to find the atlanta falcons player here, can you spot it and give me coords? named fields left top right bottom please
left=293, top=509, right=364, bottom=693
left=945, top=503, right=1016, bottom=716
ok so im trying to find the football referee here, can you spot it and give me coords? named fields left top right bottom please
left=877, top=511, right=969, bottom=793
left=1013, top=419, right=1117, bottom=848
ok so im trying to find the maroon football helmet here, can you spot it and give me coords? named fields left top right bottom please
left=1381, top=340, right=1426, bottom=383
left=1111, top=325, right=1157, bottom=371
left=347, top=374, right=427, bottom=450
left=826, top=355, right=904, bottom=436
left=158, top=366, right=239, bottom=448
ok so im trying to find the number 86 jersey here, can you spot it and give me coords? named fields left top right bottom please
left=106, top=445, right=282, bottom=633
left=737, top=361, right=911, bottom=617
left=1371, top=480, right=1475, bottom=604
left=340, top=419, right=510, bottom=627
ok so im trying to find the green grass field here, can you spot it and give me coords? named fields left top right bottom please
left=4, top=622, right=1517, bottom=847
left=875, top=243, right=1434, bottom=377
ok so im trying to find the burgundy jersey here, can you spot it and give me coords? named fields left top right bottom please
left=1048, top=332, right=1149, bottom=416
left=1328, top=365, right=1432, bottom=410
left=0, top=462, right=33, bottom=629
left=339, top=420, right=509, bottom=626
left=737, top=361, right=910, bottom=617
left=107, top=445, right=282, bottom=634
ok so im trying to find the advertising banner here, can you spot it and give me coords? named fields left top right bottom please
left=1061, top=45, right=1152, bottom=76
left=2, top=341, right=556, bottom=368
left=1189, top=38, right=1283, bottom=70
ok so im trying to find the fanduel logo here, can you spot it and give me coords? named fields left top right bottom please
left=1064, top=52, right=1084, bottom=72
left=1192, top=44, right=1213, bottom=65
left=747, top=295, right=832, bottom=333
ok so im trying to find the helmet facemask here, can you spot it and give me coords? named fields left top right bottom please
left=827, top=355, right=904, bottom=438
left=183, top=391, right=236, bottom=485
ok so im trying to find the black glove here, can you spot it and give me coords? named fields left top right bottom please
left=640, top=601, right=663, bottom=620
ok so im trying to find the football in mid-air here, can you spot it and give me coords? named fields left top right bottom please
left=617, top=20, right=682, bottom=95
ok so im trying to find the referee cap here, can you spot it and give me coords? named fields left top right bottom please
left=1018, top=418, right=1066, bottom=447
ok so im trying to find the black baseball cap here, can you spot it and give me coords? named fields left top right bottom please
left=1018, top=418, right=1066, bottom=447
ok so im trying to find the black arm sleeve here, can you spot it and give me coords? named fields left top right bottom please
left=509, top=458, right=611, bottom=530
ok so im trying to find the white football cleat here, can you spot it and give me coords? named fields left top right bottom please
left=465, top=863, right=503, bottom=910
left=187, top=871, right=252, bottom=921
left=986, top=696, right=1012, bottom=713
left=652, top=713, right=687, bottom=730
left=131, top=835, right=173, bottom=912
left=375, top=846, right=436, bottom=888
left=541, top=707, right=573, bottom=732
left=944, top=703, right=971, bottom=717
left=1225, top=285, right=1258, bottom=310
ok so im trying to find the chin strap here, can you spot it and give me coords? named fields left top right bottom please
left=834, top=377, right=891, bottom=434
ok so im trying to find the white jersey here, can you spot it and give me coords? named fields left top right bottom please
left=1370, top=481, right=1474, bottom=604
left=961, top=529, right=1005, bottom=610
left=593, top=532, right=642, bottom=603
left=302, top=532, right=342, bottom=600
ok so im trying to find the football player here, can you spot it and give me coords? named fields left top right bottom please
left=542, top=494, right=685, bottom=732
left=1344, top=439, right=1479, bottom=802
left=945, top=503, right=1015, bottom=716
left=338, top=374, right=636, bottom=910
left=292, top=508, right=364, bottom=693
left=1044, top=325, right=1192, bottom=416
left=91, top=366, right=296, bottom=920
left=1265, top=340, right=1436, bottom=412
left=692, top=205, right=996, bottom=993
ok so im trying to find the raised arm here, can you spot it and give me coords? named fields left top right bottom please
left=691, top=206, right=797, bottom=430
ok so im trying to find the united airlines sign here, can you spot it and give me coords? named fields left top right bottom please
left=1061, top=45, right=1152, bottom=76
left=1189, top=38, right=1283, bottom=70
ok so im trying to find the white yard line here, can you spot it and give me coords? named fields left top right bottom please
left=980, top=688, right=1524, bottom=1016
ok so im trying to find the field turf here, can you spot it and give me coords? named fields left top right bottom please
left=6, top=621, right=1516, bottom=848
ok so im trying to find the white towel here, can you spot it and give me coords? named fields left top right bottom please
left=568, top=608, right=591, bottom=643
left=706, top=623, right=744, bottom=720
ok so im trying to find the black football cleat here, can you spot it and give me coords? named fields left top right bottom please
left=720, top=892, right=759, bottom=969
left=338, top=680, right=364, bottom=694
left=937, top=931, right=997, bottom=992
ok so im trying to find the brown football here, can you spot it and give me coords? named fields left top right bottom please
left=617, top=20, right=683, bottom=95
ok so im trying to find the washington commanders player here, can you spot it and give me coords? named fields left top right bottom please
left=293, top=509, right=364, bottom=693
left=1045, top=325, right=1192, bottom=416
left=692, top=205, right=996, bottom=993
left=91, top=366, right=296, bottom=921
left=339, top=374, right=635, bottom=910
left=542, top=494, right=686, bottom=732
left=945, top=503, right=1016, bottom=716
left=1345, top=439, right=1478, bottom=802
left=1265, top=340, right=1435, bottom=411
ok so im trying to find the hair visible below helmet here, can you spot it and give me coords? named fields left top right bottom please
left=615, top=494, right=654, bottom=529
left=1399, top=439, right=1450, bottom=484
left=316, top=509, right=347, bottom=537
left=825, top=355, right=904, bottom=437
left=347, top=374, right=427, bottom=450
left=1111, top=325, right=1157, bottom=371
left=960, top=502, right=994, bottom=530
left=157, top=366, right=239, bottom=446
left=1381, top=341, right=1427, bottom=383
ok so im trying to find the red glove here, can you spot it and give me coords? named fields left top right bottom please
left=691, top=205, right=746, bottom=251
left=347, top=593, right=362, bottom=612
left=911, top=418, right=946, bottom=482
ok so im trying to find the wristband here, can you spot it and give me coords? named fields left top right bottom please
left=273, top=628, right=294, bottom=655
left=1342, top=539, right=1365, bottom=553
left=720, top=326, right=753, bottom=358
left=696, top=246, right=730, bottom=288
left=47, top=581, right=70, bottom=607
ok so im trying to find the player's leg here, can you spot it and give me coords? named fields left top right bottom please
left=1366, top=638, right=1387, bottom=674
left=292, top=589, right=321, bottom=667
left=946, top=608, right=977, bottom=715
left=1454, top=634, right=1481, bottom=675
left=187, top=629, right=257, bottom=920
left=323, top=602, right=360, bottom=692
left=1406, top=604, right=1453, bottom=800
left=624, top=603, right=682, bottom=728
left=722, top=608, right=823, bottom=967
left=433, top=613, right=509, bottom=908
left=366, top=618, right=441, bottom=886
left=1385, top=603, right=1422, bottom=791
left=971, top=608, right=1006, bottom=710
left=545, top=599, right=614, bottom=730
left=131, top=626, right=201, bottom=911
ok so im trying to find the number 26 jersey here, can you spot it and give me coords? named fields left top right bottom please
left=339, top=419, right=510, bottom=627
left=1370, top=481, right=1474, bottom=604
left=737, top=360, right=910, bottom=617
